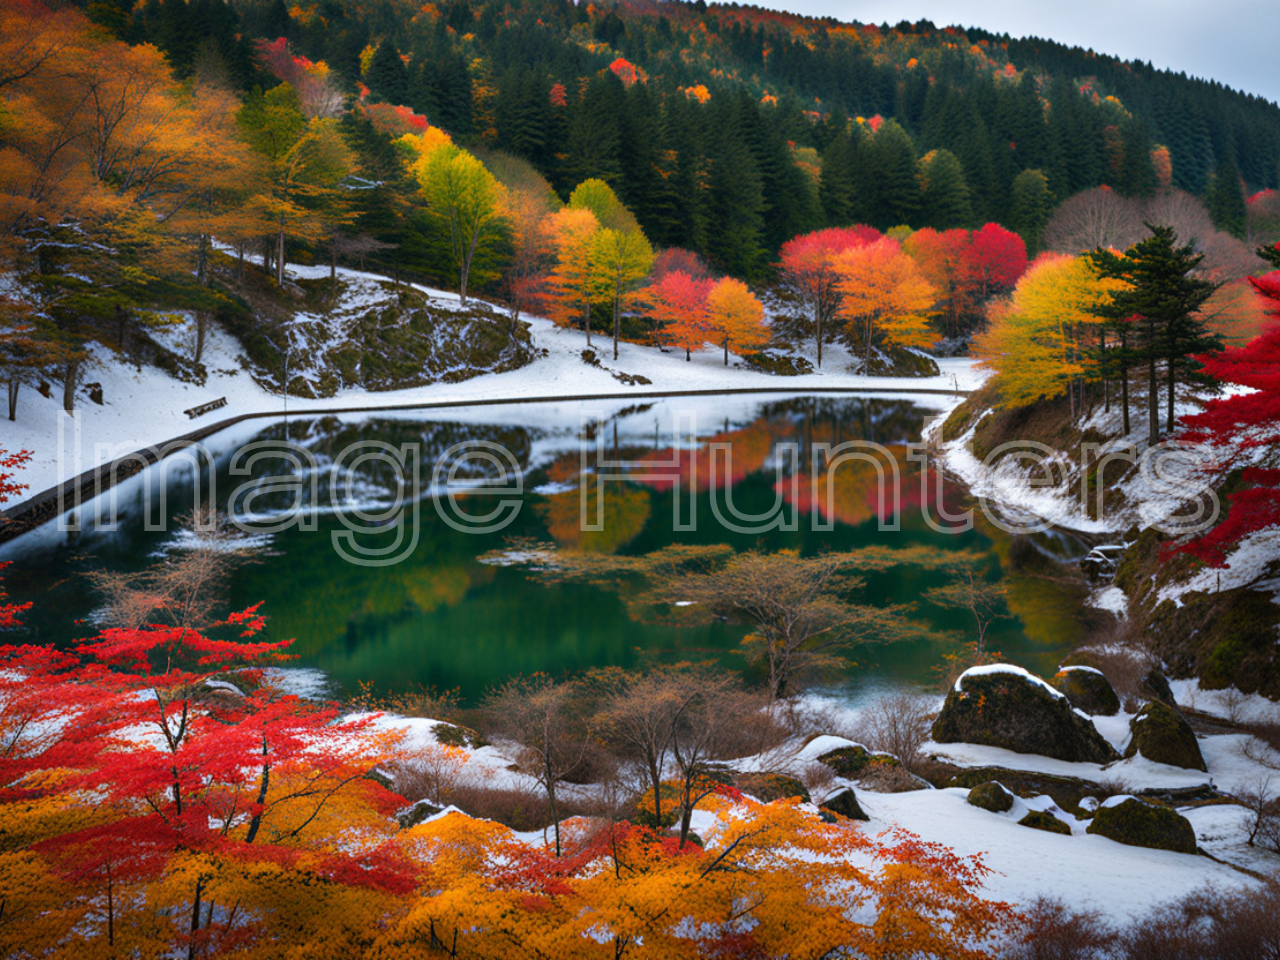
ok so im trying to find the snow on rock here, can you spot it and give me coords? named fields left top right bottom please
left=1088, top=585, right=1129, bottom=619
left=953, top=663, right=1065, bottom=698
left=1169, top=678, right=1280, bottom=725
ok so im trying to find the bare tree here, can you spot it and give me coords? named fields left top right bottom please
left=1237, top=776, right=1280, bottom=851
left=483, top=673, right=592, bottom=857
left=1043, top=187, right=1145, bottom=254
left=87, top=506, right=253, bottom=640
left=859, top=692, right=934, bottom=773
left=923, top=566, right=1011, bottom=656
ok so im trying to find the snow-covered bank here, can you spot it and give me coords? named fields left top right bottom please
left=0, top=259, right=984, bottom=511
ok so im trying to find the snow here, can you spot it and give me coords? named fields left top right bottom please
left=1156, top=527, right=1280, bottom=608
left=1169, top=678, right=1280, bottom=725
left=0, top=257, right=985, bottom=513
left=859, top=788, right=1254, bottom=920
left=954, top=663, right=1065, bottom=698
left=1088, top=585, right=1129, bottom=619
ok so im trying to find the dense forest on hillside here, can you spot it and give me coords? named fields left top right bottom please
left=82, top=0, right=1280, bottom=283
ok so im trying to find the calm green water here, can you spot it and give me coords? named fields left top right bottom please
left=1, top=394, right=1093, bottom=704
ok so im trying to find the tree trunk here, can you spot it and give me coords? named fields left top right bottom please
left=194, top=312, right=207, bottom=364
left=62, top=360, right=79, bottom=414
left=545, top=757, right=561, bottom=858
left=262, top=237, right=270, bottom=272
left=1148, top=353, right=1159, bottom=441
left=7, top=378, right=18, bottom=421
left=584, top=301, right=591, bottom=348
left=237, top=243, right=245, bottom=281
left=723, top=336, right=729, bottom=366
left=1166, top=357, right=1176, bottom=434
left=196, top=233, right=208, bottom=285
left=612, top=293, right=620, bottom=361
left=816, top=307, right=823, bottom=369
left=276, top=228, right=285, bottom=287
left=330, top=238, right=337, bottom=280
left=188, top=875, right=205, bottom=960
left=1120, top=365, right=1130, bottom=435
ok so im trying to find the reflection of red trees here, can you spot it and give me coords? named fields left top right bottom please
left=779, top=446, right=963, bottom=528
left=635, top=421, right=779, bottom=493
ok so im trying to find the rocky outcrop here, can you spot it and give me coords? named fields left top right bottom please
left=1052, top=666, right=1120, bottom=716
left=735, top=771, right=811, bottom=803
left=1086, top=797, right=1197, bottom=853
left=1123, top=701, right=1207, bottom=771
left=821, top=788, right=869, bottom=821
left=967, top=781, right=1014, bottom=813
left=1019, top=810, right=1072, bottom=835
left=932, top=665, right=1120, bottom=764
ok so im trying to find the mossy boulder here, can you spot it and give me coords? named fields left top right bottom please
left=1123, top=701, right=1206, bottom=771
left=433, top=722, right=488, bottom=749
left=817, top=744, right=881, bottom=777
left=932, top=666, right=1120, bottom=764
left=967, top=781, right=1014, bottom=813
left=1086, top=798, right=1197, bottom=853
left=740, top=351, right=814, bottom=376
left=859, top=344, right=940, bottom=377
left=735, top=771, right=811, bottom=804
left=1140, top=669, right=1176, bottom=707
left=1052, top=666, right=1120, bottom=716
left=1019, top=810, right=1072, bottom=835
left=821, top=788, right=869, bottom=821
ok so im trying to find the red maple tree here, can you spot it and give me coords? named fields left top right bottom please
left=1176, top=271, right=1280, bottom=565
left=777, top=226, right=880, bottom=367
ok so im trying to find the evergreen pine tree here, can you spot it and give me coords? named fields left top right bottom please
left=1008, top=169, right=1053, bottom=254
left=819, top=126, right=860, bottom=226
left=1207, top=154, right=1247, bottom=239
left=862, top=119, right=919, bottom=230
left=366, top=41, right=410, bottom=105
left=1089, top=225, right=1221, bottom=438
left=918, top=149, right=972, bottom=229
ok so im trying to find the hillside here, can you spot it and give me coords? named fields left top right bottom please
left=95, top=0, right=1280, bottom=285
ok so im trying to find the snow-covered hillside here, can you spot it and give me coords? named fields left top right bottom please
left=0, top=260, right=981, bottom=511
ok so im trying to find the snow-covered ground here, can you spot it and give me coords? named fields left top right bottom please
left=1, top=259, right=982, bottom=511
left=352, top=677, right=1280, bottom=925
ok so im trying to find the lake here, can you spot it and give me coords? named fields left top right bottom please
left=0, top=392, right=1096, bottom=706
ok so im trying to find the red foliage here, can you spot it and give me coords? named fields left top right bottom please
left=360, top=101, right=432, bottom=137
left=1176, top=272, right=1280, bottom=565
left=0, top=445, right=31, bottom=505
left=969, top=222, right=1029, bottom=296
left=646, top=268, right=714, bottom=355
left=608, top=57, right=639, bottom=87
left=549, top=81, right=567, bottom=107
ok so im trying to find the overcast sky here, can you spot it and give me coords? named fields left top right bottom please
left=752, top=0, right=1280, bottom=105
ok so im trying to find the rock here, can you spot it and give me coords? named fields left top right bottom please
left=1086, top=797, right=1197, bottom=853
left=858, top=762, right=929, bottom=793
left=1052, top=666, right=1120, bottom=716
left=858, top=344, right=940, bottom=377
left=817, top=744, right=877, bottom=777
left=396, top=799, right=443, bottom=829
left=931, top=665, right=1121, bottom=764
left=1141, top=670, right=1177, bottom=707
left=735, top=771, right=811, bottom=803
left=364, top=769, right=395, bottom=791
left=1123, top=701, right=1206, bottom=771
left=1019, top=810, right=1072, bottom=835
left=820, top=788, right=869, bottom=821
left=433, top=722, right=488, bottom=749
left=967, top=781, right=1014, bottom=813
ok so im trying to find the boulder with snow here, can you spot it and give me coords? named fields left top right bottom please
left=1052, top=666, right=1120, bottom=716
left=396, top=799, right=444, bottom=830
left=932, top=664, right=1120, bottom=764
left=967, top=781, right=1014, bottom=813
left=1086, top=797, right=1197, bottom=854
left=1123, top=701, right=1206, bottom=771
left=1019, top=810, right=1072, bottom=835
left=816, top=743, right=897, bottom=778
left=820, top=788, right=869, bottom=822
left=735, top=771, right=811, bottom=804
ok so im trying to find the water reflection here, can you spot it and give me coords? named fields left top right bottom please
left=2, top=395, right=1096, bottom=701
